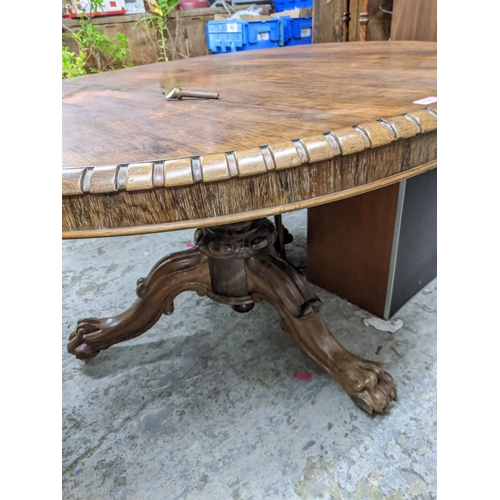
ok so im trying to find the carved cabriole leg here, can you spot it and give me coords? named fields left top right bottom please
left=68, top=249, right=211, bottom=360
left=245, top=252, right=397, bottom=415
left=67, top=218, right=396, bottom=414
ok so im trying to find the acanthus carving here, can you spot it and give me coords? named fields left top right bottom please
left=194, top=218, right=276, bottom=260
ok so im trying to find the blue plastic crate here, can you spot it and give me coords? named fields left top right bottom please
left=274, top=0, right=312, bottom=13
left=286, top=16, right=312, bottom=46
left=246, top=19, right=281, bottom=49
left=206, top=20, right=246, bottom=53
left=206, top=19, right=282, bottom=53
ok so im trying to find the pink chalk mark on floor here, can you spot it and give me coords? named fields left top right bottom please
left=296, top=372, right=312, bottom=381
left=185, top=243, right=196, bottom=248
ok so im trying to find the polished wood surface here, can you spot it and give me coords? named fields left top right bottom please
left=63, top=42, right=435, bottom=168
left=62, top=41, right=436, bottom=237
left=63, top=42, right=435, bottom=414
left=391, top=0, right=437, bottom=42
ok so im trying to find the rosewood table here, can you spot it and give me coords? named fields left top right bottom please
left=63, top=41, right=437, bottom=415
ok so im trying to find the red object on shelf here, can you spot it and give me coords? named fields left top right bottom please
left=177, top=0, right=211, bottom=10
left=62, top=0, right=127, bottom=18
left=62, top=10, right=126, bottom=18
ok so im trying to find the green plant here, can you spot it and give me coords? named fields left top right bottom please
left=62, top=0, right=132, bottom=78
left=73, top=23, right=132, bottom=72
left=62, top=45, right=87, bottom=79
left=134, top=0, right=180, bottom=61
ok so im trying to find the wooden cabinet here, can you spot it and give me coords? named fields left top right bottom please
left=312, top=0, right=393, bottom=44
left=307, top=169, right=437, bottom=319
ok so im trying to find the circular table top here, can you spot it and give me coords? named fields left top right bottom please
left=62, top=41, right=437, bottom=238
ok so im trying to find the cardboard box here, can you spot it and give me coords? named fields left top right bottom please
left=271, top=8, right=312, bottom=18
left=214, top=14, right=274, bottom=21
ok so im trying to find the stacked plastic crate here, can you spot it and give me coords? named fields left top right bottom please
left=273, top=0, right=312, bottom=12
left=206, top=18, right=282, bottom=53
left=279, top=16, right=312, bottom=46
left=274, top=0, right=312, bottom=47
left=206, top=0, right=313, bottom=54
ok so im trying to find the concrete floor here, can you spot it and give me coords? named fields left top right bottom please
left=62, top=210, right=437, bottom=500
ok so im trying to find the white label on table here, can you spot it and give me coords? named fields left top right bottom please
left=413, top=96, right=437, bottom=105
left=257, top=32, right=270, bottom=41
left=226, top=23, right=238, bottom=33
left=301, top=28, right=311, bottom=38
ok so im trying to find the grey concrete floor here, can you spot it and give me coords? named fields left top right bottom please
left=62, top=210, right=436, bottom=500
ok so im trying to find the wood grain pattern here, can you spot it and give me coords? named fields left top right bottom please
left=62, top=42, right=436, bottom=169
left=391, top=0, right=437, bottom=42
left=380, top=115, right=420, bottom=139
left=62, top=108, right=436, bottom=196
left=358, top=121, right=395, bottom=148
left=307, top=183, right=400, bottom=317
left=365, top=0, right=393, bottom=42
left=235, top=148, right=268, bottom=177
left=163, top=158, right=194, bottom=187
left=200, top=153, right=230, bottom=182
left=63, top=133, right=436, bottom=237
left=62, top=167, right=86, bottom=196
left=312, top=0, right=344, bottom=44
left=62, top=42, right=436, bottom=237
left=88, top=165, right=119, bottom=193
left=125, top=162, right=154, bottom=191
left=336, top=126, right=370, bottom=154
left=302, top=135, right=335, bottom=163
left=349, top=0, right=360, bottom=41
left=63, top=160, right=435, bottom=238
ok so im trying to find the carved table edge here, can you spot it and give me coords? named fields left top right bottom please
left=62, top=106, right=437, bottom=197
left=62, top=159, right=437, bottom=239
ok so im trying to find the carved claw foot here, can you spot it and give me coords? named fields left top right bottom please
left=68, top=318, right=104, bottom=359
left=245, top=251, right=398, bottom=415
left=67, top=249, right=211, bottom=360
left=333, top=357, right=397, bottom=414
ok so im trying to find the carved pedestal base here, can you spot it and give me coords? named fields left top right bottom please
left=68, top=218, right=397, bottom=414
